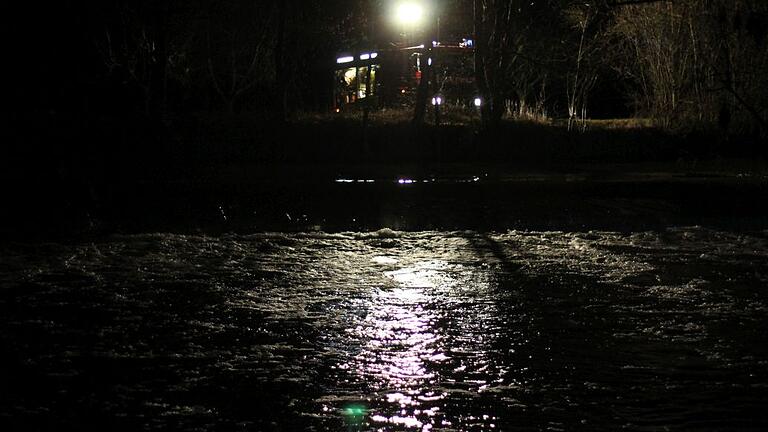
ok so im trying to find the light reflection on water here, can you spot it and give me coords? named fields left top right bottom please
left=356, top=262, right=443, bottom=430
left=339, top=258, right=503, bottom=430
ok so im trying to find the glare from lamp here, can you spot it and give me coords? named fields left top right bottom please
left=396, top=2, right=424, bottom=25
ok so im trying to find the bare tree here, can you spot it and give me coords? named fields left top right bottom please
left=613, top=2, right=697, bottom=126
left=99, top=1, right=172, bottom=117
left=565, top=4, right=602, bottom=131
left=612, top=0, right=768, bottom=134
left=473, top=0, right=529, bottom=129
left=204, top=1, right=276, bottom=114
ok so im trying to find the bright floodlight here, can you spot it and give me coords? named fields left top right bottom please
left=474, top=97, right=482, bottom=107
left=396, top=2, right=424, bottom=25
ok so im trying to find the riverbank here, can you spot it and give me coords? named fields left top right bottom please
left=3, top=115, right=767, bottom=239
left=163, top=114, right=765, bottom=169
left=3, top=166, right=767, bottom=241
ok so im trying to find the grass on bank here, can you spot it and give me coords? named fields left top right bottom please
left=296, top=105, right=655, bottom=131
left=157, top=105, right=767, bottom=174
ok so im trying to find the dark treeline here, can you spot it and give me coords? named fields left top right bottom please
left=4, top=0, right=768, bottom=177
left=473, top=0, right=768, bottom=135
left=6, top=0, right=358, bottom=120
left=7, top=1, right=768, bottom=125
left=7, top=1, right=768, bottom=122
left=4, top=0, right=360, bottom=183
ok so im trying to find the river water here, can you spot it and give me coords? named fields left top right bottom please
left=2, top=227, right=767, bottom=431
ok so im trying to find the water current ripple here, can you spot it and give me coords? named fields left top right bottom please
left=1, top=227, right=767, bottom=431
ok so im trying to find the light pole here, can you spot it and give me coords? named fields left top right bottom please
left=394, top=1, right=440, bottom=125
left=433, top=1, right=441, bottom=126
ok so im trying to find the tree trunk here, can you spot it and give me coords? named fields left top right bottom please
left=474, top=0, right=505, bottom=130
left=149, top=3, right=169, bottom=120
left=412, top=47, right=433, bottom=125
left=474, top=0, right=488, bottom=126
left=275, top=1, right=289, bottom=122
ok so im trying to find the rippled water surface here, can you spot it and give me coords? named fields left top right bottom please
left=2, top=228, right=768, bottom=430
